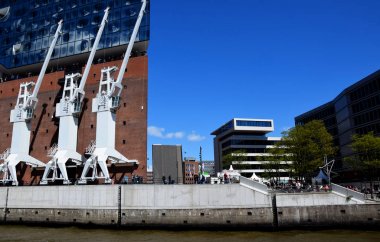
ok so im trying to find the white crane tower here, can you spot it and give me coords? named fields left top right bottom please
left=0, top=20, right=63, bottom=186
left=78, top=0, right=147, bottom=184
left=40, top=8, right=110, bottom=185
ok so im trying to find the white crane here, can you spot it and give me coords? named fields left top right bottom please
left=79, top=0, right=147, bottom=184
left=0, top=20, right=63, bottom=186
left=40, top=8, right=110, bottom=185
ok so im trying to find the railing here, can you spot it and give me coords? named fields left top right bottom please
left=0, top=148, right=10, bottom=160
left=85, top=140, right=96, bottom=155
left=239, top=176, right=269, bottom=195
left=331, top=183, right=365, bottom=203
left=47, top=143, right=58, bottom=157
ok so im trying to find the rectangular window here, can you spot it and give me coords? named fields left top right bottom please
left=236, top=120, right=272, bottom=127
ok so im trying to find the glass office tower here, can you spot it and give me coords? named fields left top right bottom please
left=295, top=70, right=380, bottom=182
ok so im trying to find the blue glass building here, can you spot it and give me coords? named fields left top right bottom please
left=0, top=0, right=149, bottom=76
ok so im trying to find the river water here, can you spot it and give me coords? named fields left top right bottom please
left=0, top=225, right=379, bottom=242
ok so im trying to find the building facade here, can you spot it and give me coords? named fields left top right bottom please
left=152, top=145, right=183, bottom=184
left=212, top=118, right=290, bottom=179
left=0, top=0, right=150, bottom=185
left=183, top=157, right=199, bottom=184
left=295, top=70, right=380, bottom=181
left=202, top=160, right=215, bottom=176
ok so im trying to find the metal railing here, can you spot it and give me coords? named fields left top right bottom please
left=239, top=176, right=269, bottom=195
left=331, top=183, right=365, bottom=203
left=85, top=140, right=96, bottom=155
left=47, top=143, right=58, bottom=157
left=0, top=148, right=10, bottom=160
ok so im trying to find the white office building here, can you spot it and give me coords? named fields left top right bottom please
left=211, top=118, right=291, bottom=179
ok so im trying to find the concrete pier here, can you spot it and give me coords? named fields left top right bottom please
left=0, top=183, right=378, bottom=229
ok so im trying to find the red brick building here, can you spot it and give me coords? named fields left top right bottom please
left=183, top=158, right=199, bottom=184
left=0, top=56, right=148, bottom=185
left=0, top=0, right=149, bottom=185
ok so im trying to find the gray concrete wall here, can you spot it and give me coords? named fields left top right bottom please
left=276, top=192, right=361, bottom=208
left=6, top=185, right=118, bottom=209
left=277, top=204, right=380, bottom=228
left=0, top=184, right=378, bottom=229
left=121, top=184, right=271, bottom=209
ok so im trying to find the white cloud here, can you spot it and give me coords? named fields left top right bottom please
left=187, top=131, right=206, bottom=142
left=166, top=132, right=185, bottom=139
left=148, top=126, right=185, bottom=139
left=148, top=126, right=165, bottom=138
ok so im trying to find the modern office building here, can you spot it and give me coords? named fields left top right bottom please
left=295, top=70, right=380, bottom=181
left=0, top=0, right=150, bottom=184
left=152, top=145, right=183, bottom=184
left=211, top=118, right=290, bottom=178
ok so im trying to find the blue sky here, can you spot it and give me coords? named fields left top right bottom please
left=146, top=0, right=380, bottom=166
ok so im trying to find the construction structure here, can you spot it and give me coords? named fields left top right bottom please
left=79, top=0, right=147, bottom=184
left=0, top=20, right=63, bottom=185
left=0, top=0, right=150, bottom=185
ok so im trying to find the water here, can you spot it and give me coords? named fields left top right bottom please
left=0, top=225, right=378, bottom=242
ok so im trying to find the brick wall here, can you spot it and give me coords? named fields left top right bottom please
left=0, top=56, right=148, bottom=185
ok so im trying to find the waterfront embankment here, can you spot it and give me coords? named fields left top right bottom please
left=0, top=178, right=379, bottom=229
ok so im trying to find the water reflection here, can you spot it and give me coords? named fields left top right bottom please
left=0, top=225, right=378, bottom=242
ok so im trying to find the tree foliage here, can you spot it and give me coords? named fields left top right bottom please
left=222, top=149, right=247, bottom=170
left=349, top=132, right=380, bottom=197
left=272, top=120, right=335, bottom=179
left=350, top=132, right=380, bottom=170
left=262, top=147, right=290, bottom=181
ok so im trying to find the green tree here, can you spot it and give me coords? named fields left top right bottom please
left=261, top=147, right=290, bottom=183
left=349, top=132, right=380, bottom=198
left=221, top=149, right=247, bottom=170
left=273, top=120, right=335, bottom=180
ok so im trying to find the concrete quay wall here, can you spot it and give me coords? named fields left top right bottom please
left=0, top=184, right=378, bottom=229
left=277, top=204, right=380, bottom=228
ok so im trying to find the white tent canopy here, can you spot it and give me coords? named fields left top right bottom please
left=249, top=172, right=261, bottom=181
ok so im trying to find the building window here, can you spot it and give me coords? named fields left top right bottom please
left=236, top=120, right=272, bottom=127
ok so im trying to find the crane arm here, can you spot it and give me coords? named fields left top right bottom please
left=111, top=0, right=147, bottom=97
left=23, top=19, right=63, bottom=110
left=70, top=7, right=110, bottom=103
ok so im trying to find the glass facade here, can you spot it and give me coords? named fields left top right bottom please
left=236, top=120, right=272, bottom=127
left=0, top=0, right=150, bottom=70
left=295, top=70, right=380, bottom=181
